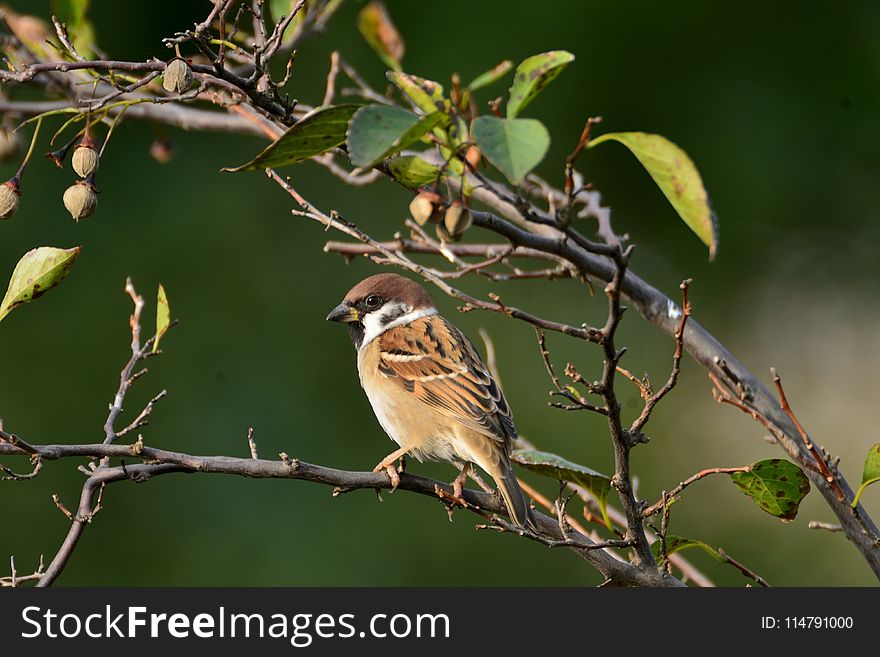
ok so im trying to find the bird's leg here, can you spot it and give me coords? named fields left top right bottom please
left=452, top=463, right=471, bottom=500
left=373, top=446, right=410, bottom=492
left=468, top=467, right=494, bottom=494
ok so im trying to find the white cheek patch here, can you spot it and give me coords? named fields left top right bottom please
left=359, top=303, right=438, bottom=349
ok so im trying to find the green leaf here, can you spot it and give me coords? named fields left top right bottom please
left=466, top=60, right=513, bottom=92
left=507, top=50, right=574, bottom=118
left=650, top=535, right=723, bottom=566
left=852, top=443, right=880, bottom=508
left=729, top=459, right=811, bottom=522
left=223, top=105, right=360, bottom=172
left=51, top=0, right=95, bottom=57
left=510, top=449, right=612, bottom=528
left=0, top=246, right=81, bottom=323
left=153, top=283, right=170, bottom=354
left=387, top=156, right=440, bottom=187
left=386, top=72, right=445, bottom=114
left=357, top=1, right=404, bottom=72
left=472, top=115, right=550, bottom=185
left=346, top=105, right=445, bottom=168
left=589, top=132, right=718, bottom=259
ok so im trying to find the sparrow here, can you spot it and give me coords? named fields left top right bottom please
left=326, top=272, right=537, bottom=530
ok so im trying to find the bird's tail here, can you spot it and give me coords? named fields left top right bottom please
left=494, top=457, right=538, bottom=532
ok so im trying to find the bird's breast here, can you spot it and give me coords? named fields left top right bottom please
left=356, top=342, right=460, bottom=462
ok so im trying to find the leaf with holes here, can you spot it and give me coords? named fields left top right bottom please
left=224, top=105, right=361, bottom=172
left=386, top=72, right=446, bottom=114
left=589, top=132, right=718, bottom=259
left=729, top=459, right=810, bottom=521
left=650, top=535, right=723, bottom=566
left=387, top=156, right=440, bottom=187
left=510, top=449, right=612, bottom=528
left=357, top=0, right=404, bottom=71
left=852, top=443, right=880, bottom=508
left=507, top=50, right=574, bottom=118
left=346, top=105, right=445, bottom=168
left=472, top=115, right=550, bottom=185
left=0, top=246, right=81, bottom=323
left=153, top=283, right=170, bottom=354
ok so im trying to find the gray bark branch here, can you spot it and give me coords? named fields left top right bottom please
left=0, top=439, right=682, bottom=588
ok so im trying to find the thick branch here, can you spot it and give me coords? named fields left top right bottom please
left=463, top=210, right=880, bottom=576
left=0, top=439, right=683, bottom=588
left=0, top=99, right=267, bottom=136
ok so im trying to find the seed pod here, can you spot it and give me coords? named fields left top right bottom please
left=0, top=128, right=22, bottom=163
left=465, top=145, right=481, bottom=171
left=149, top=137, right=174, bottom=163
left=435, top=221, right=458, bottom=243
left=163, top=58, right=194, bottom=94
left=409, top=193, right=434, bottom=226
left=63, top=181, right=98, bottom=221
left=443, top=200, right=472, bottom=237
left=71, top=143, right=99, bottom=178
left=0, top=180, right=21, bottom=220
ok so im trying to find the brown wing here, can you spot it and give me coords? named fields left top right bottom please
left=377, top=315, right=516, bottom=445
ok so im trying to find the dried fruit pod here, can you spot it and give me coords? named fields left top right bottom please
left=163, top=58, right=194, bottom=94
left=443, top=200, right=472, bottom=237
left=0, top=180, right=21, bottom=220
left=408, top=191, right=446, bottom=226
left=465, top=145, right=481, bottom=171
left=434, top=221, right=459, bottom=243
left=409, top=193, right=434, bottom=226
left=0, top=127, right=22, bottom=163
left=63, top=181, right=98, bottom=221
left=71, top=143, right=99, bottom=178
left=149, top=137, right=174, bottom=163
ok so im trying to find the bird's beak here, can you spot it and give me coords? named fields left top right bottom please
left=326, top=302, right=360, bottom=324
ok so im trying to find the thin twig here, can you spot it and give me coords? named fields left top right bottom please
left=771, top=367, right=845, bottom=501
left=643, top=466, right=751, bottom=517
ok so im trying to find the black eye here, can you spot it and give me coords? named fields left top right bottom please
left=365, top=295, right=382, bottom=309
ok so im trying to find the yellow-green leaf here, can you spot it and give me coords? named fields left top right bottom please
left=511, top=448, right=612, bottom=529
left=51, top=0, right=95, bottom=57
left=0, top=246, right=81, bottom=323
left=269, top=0, right=308, bottom=43
left=357, top=1, right=404, bottom=72
left=154, top=283, right=170, bottom=353
left=466, top=60, right=513, bottom=92
left=589, top=131, right=718, bottom=259
left=852, top=443, right=880, bottom=508
left=507, top=50, right=574, bottom=118
left=223, top=105, right=361, bottom=172
left=387, top=156, right=440, bottom=187
left=386, top=72, right=445, bottom=114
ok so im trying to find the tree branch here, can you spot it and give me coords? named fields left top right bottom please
left=0, top=438, right=683, bottom=588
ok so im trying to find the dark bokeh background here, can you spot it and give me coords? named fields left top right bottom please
left=2, top=0, right=878, bottom=586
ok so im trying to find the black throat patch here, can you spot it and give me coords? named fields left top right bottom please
left=348, top=322, right=365, bottom=350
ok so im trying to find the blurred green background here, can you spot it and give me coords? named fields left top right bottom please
left=2, top=0, right=878, bottom=586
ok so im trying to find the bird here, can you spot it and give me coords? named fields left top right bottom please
left=326, top=272, right=537, bottom=530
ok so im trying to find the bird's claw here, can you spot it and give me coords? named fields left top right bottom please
left=373, top=461, right=401, bottom=492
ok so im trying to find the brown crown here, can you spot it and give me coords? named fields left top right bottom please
left=342, top=273, right=434, bottom=309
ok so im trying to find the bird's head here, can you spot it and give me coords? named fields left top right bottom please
left=326, top=273, right=436, bottom=349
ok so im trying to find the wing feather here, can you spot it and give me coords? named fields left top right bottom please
left=377, top=316, right=516, bottom=444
